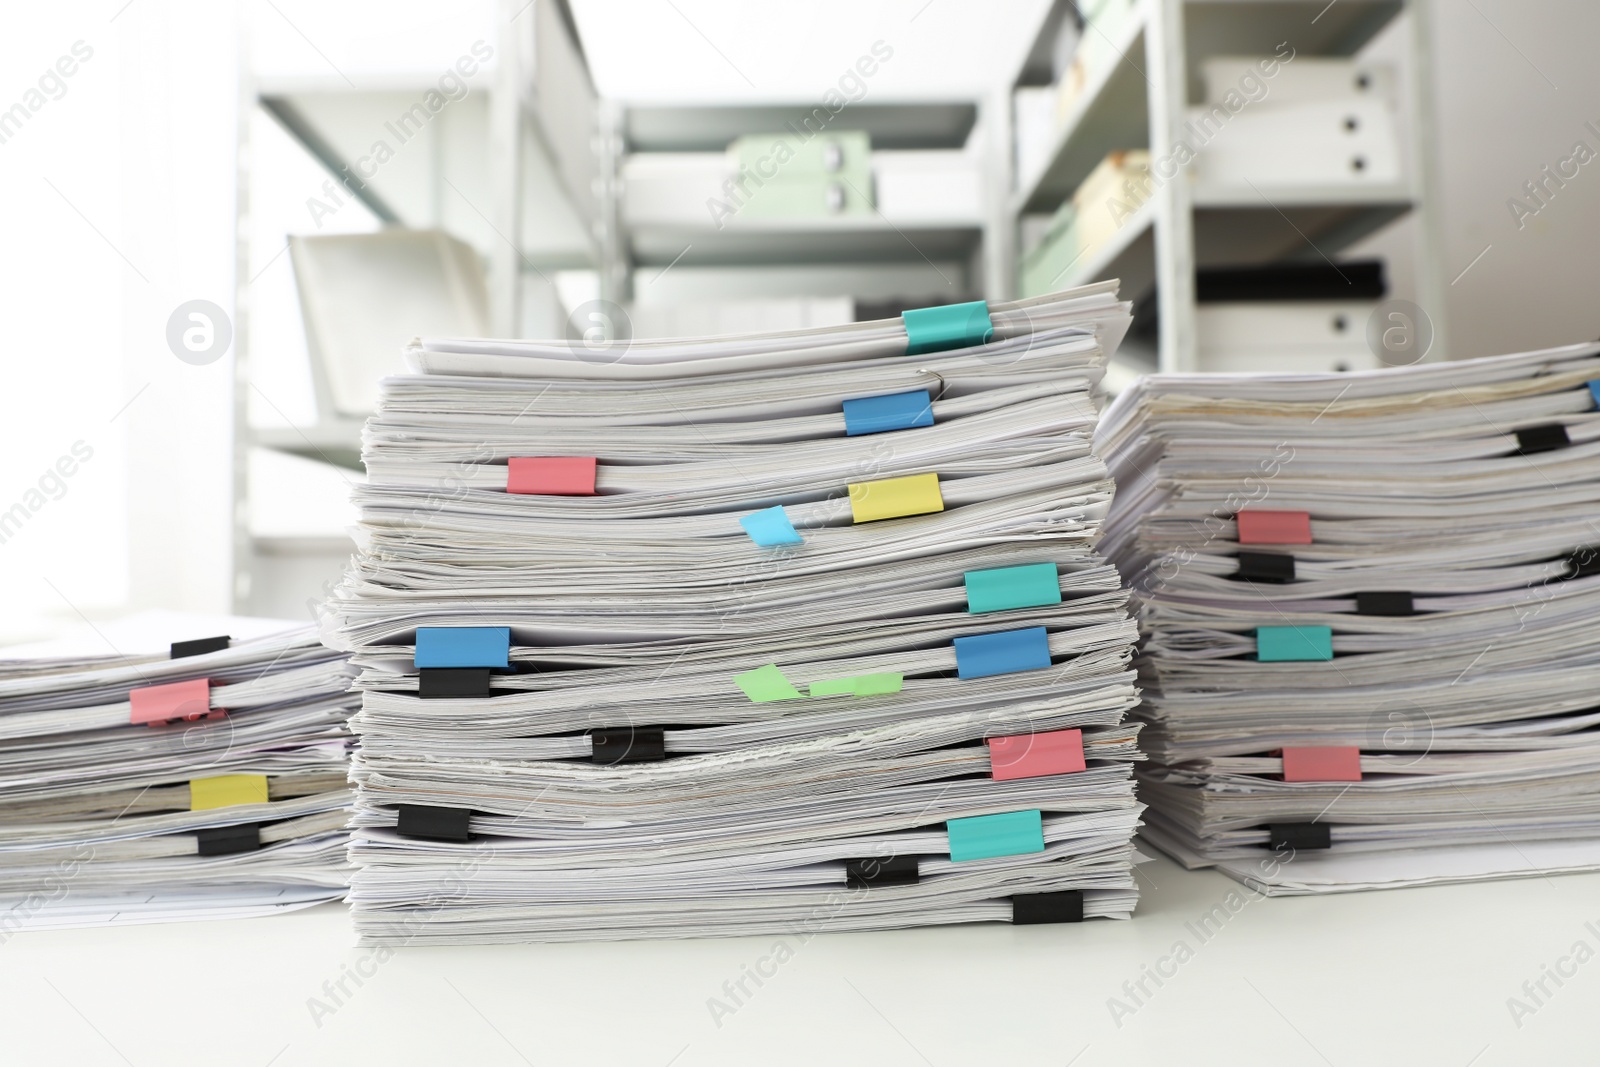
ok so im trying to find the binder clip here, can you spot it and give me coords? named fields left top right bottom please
left=415, top=627, right=509, bottom=699
left=130, top=678, right=222, bottom=727
left=170, top=635, right=230, bottom=659
left=1281, top=747, right=1362, bottom=782
left=396, top=804, right=472, bottom=843
left=1236, top=551, right=1295, bottom=583
left=1266, top=823, right=1331, bottom=851
left=954, top=627, right=1052, bottom=679
left=988, top=729, right=1086, bottom=781
left=842, top=390, right=934, bottom=436
left=1514, top=424, right=1570, bottom=455
left=1355, top=591, right=1414, bottom=616
left=507, top=456, right=598, bottom=495
left=590, top=726, right=667, bottom=765
left=844, top=855, right=919, bottom=888
left=419, top=668, right=493, bottom=699
left=196, top=823, right=261, bottom=856
left=1012, top=890, right=1084, bottom=925
left=947, top=810, right=1045, bottom=861
left=902, top=300, right=993, bottom=355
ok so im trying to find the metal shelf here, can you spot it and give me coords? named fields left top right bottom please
left=1012, top=5, right=1151, bottom=216
left=1059, top=188, right=1413, bottom=298
left=1184, top=1, right=1405, bottom=65
left=1057, top=197, right=1159, bottom=293
left=628, top=218, right=982, bottom=268
left=624, top=102, right=978, bottom=152
left=1006, top=0, right=1444, bottom=375
left=607, top=98, right=997, bottom=298
left=249, top=426, right=364, bottom=471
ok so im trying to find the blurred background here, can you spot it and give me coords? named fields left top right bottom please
left=3, top=0, right=1598, bottom=641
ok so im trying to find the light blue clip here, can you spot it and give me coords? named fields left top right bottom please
left=740, top=506, right=803, bottom=547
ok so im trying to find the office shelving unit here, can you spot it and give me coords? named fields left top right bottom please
left=227, top=0, right=1445, bottom=610
left=1004, top=0, right=1446, bottom=374
left=228, top=0, right=1017, bottom=614
left=231, top=0, right=597, bottom=614
left=596, top=99, right=1004, bottom=312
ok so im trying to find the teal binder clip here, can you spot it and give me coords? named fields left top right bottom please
left=964, top=563, right=1062, bottom=614
left=947, top=810, right=1045, bottom=861
left=902, top=300, right=993, bottom=355
left=1256, top=625, right=1333, bottom=662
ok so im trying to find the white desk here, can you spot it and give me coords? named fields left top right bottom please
left=3, top=854, right=1592, bottom=1066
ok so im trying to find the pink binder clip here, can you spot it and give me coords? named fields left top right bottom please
left=1236, top=510, right=1312, bottom=545
left=988, top=728, right=1087, bottom=781
left=1281, top=746, right=1362, bottom=782
left=129, top=678, right=222, bottom=727
left=507, top=457, right=597, bottom=495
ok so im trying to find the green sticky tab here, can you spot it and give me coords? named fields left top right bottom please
left=902, top=300, right=993, bottom=355
left=964, top=563, right=1062, bottom=614
left=851, top=672, right=903, bottom=696
left=735, top=664, right=805, bottom=702
left=809, top=672, right=904, bottom=698
left=947, top=810, right=1045, bottom=862
left=1256, top=625, right=1334, bottom=662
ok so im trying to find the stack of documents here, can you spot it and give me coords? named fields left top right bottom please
left=325, top=284, right=1149, bottom=943
left=0, top=614, right=356, bottom=928
left=1097, top=342, right=1600, bottom=894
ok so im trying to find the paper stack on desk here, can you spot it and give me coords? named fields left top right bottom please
left=1096, top=341, right=1600, bottom=894
left=0, top=613, right=357, bottom=928
left=324, top=284, right=1149, bottom=943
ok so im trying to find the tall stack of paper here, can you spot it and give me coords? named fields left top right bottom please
left=325, top=283, right=1149, bottom=943
left=1097, top=342, right=1600, bottom=894
left=0, top=614, right=357, bottom=928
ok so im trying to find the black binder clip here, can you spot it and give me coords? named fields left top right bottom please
left=1266, top=823, right=1331, bottom=851
left=844, top=855, right=919, bottom=888
left=396, top=804, right=472, bottom=842
left=1514, top=424, right=1570, bottom=455
left=419, top=668, right=493, bottom=698
left=1012, top=889, right=1084, bottom=925
left=590, top=726, right=667, bottom=765
left=1235, top=551, right=1295, bottom=583
left=1566, top=548, right=1600, bottom=580
left=171, top=635, right=230, bottom=659
left=1355, top=591, right=1414, bottom=616
left=196, top=823, right=260, bottom=856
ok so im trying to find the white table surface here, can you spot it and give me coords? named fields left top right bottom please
left=3, top=853, right=1593, bottom=1066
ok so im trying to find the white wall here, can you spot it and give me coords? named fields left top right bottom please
left=0, top=2, right=237, bottom=643
left=1360, top=0, right=1600, bottom=360
left=1426, top=0, right=1600, bottom=358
